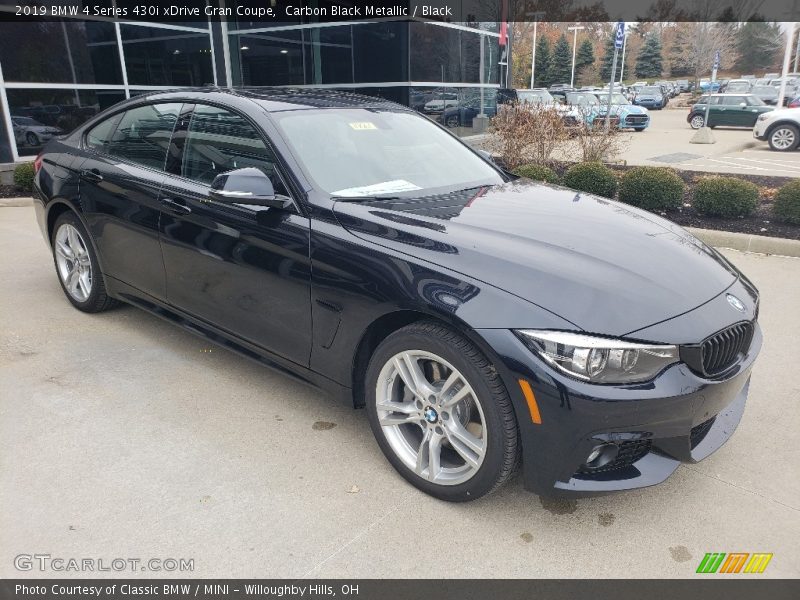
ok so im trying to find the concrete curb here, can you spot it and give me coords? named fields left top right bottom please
left=0, top=196, right=33, bottom=207
left=687, top=227, right=800, bottom=258
left=2, top=196, right=797, bottom=257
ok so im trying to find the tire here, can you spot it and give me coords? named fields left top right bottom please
left=689, top=114, right=705, bottom=129
left=26, top=132, right=39, bottom=146
left=768, top=124, right=800, bottom=152
left=445, top=115, right=460, bottom=128
left=51, top=211, right=118, bottom=313
left=365, top=321, right=519, bottom=502
left=633, top=127, right=646, bottom=132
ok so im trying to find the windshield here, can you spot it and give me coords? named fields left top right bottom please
left=597, top=93, right=630, bottom=105
left=753, top=86, right=777, bottom=96
left=639, top=87, right=661, bottom=95
left=272, top=108, right=503, bottom=197
left=565, top=92, right=599, bottom=106
left=726, top=82, right=751, bottom=92
left=517, top=90, right=554, bottom=104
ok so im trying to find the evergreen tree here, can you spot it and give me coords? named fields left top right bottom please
left=575, top=38, right=595, bottom=74
left=734, top=22, right=782, bottom=73
left=533, top=35, right=552, bottom=88
left=600, top=32, right=625, bottom=81
left=549, top=34, right=573, bottom=86
left=635, top=33, right=663, bottom=79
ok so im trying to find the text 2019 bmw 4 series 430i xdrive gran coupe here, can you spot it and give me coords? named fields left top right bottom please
left=32, top=89, right=761, bottom=501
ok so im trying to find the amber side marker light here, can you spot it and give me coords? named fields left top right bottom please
left=518, top=379, right=542, bottom=424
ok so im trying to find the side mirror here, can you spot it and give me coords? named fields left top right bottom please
left=739, top=102, right=747, bottom=107
left=209, top=167, right=290, bottom=209
left=476, top=149, right=496, bottom=164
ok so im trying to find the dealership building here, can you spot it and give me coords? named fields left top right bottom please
left=0, top=0, right=505, bottom=167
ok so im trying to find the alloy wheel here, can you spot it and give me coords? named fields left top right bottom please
left=690, top=115, right=704, bottom=129
left=54, top=223, right=93, bottom=302
left=771, top=127, right=796, bottom=150
left=375, top=350, right=486, bottom=485
left=26, top=132, right=39, bottom=146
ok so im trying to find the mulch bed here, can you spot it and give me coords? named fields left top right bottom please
left=0, top=185, right=29, bottom=199
left=547, top=162, right=800, bottom=241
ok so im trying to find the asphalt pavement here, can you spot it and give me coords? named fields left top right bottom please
left=1, top=205, right=798, bottom=578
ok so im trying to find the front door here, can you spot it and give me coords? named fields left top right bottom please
left=158, top=103, right=313, bottom=366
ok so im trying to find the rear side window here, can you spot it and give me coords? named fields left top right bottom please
left=107, top=103, right=181, bottom=170
left=182, top=104, right=287, bottom=195
left=85, top=114, right=121, bottom=152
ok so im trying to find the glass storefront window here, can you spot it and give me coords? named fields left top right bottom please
left=0, top=21, right=122, bottom=84
left=6, top=88, right=125, bottom=156
left=232, top=30, right=306, bottom=86
left=120, top=25, right=213, bottom=87
left=410, top=23, right=500, bottom=85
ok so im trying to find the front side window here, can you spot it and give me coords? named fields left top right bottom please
left=721, top=96, right=746, bottom=105
left=107, top=103, right=181, bottom=170
left=272, top=108, right=503, bottom=197
left=182, top=104, right=286, bottom=195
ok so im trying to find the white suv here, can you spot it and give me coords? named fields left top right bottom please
left=753, top=107, right=800, bottom=151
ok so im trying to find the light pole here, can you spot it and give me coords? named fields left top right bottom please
left=778, top=22, right=796, bottom=107
left=568, top=25, right=586, bottom=88
left=618, top=24, right=628, bottom=85
left=529, top=12, right=546, bottom=88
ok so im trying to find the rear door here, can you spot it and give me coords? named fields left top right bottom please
left=158, top=103, right=312, bottom=366
left=78, top=102, right=182, bottom=301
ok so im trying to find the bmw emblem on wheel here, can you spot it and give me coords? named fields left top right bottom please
left=726, top=294, right=746, bottom=312
left=424, top=407, right=438, bottom=423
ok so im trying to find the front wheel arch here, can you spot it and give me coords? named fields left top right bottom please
left=765, top=121, right=800, bottom=150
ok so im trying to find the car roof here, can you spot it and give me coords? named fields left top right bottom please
left=129, top=86, right=408, bottom=112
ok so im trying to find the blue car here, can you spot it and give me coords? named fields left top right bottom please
left=632, top=85, right=666, bottom=110
left=593, top=92, right=650, bottom=131
left=699, top=80, right=722, bottom=92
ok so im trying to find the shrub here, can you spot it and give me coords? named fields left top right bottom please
left=692, top=176, right=759, bottom=218
left=618, top=167, right=685, bottom=211
left=487, top=102, right=568, bottom=170
left=512, top=164, right=559, bottom=184
left=773, top=180, right=800, bottom=225
left=562, top=162, right=618, bottom=198
left=13, top=162, right=35, bottom=193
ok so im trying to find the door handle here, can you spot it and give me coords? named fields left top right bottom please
left=80, top=169, right=103, bottom=183
left=160, top=198, right=192, bottom=215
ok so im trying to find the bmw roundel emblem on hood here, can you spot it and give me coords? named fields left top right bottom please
left=726, top=294, right=746, bottom=313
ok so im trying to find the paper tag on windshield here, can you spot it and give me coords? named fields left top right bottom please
left=348, top=122, right=377, bottom=130
left=333, top=180, right=421, bottom=197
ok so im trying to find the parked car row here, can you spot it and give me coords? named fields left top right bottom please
left=495, top=87, right=650, bottom=132
left=684, top=91, right=800, bottom=152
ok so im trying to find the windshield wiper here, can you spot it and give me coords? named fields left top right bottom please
left=332, top=196, right=401, bottom=203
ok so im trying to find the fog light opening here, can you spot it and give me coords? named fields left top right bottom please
left=583, top=443, right=619, bottom=470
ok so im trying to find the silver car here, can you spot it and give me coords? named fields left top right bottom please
left=11, top=116, right=61, bottom=147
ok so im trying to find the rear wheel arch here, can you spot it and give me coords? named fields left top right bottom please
left=46, top=201, right=106, bottom=272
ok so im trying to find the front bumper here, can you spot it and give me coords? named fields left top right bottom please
left=753, top=120, right=770, bottom=140
left=476, top=319, right=761, bottom=498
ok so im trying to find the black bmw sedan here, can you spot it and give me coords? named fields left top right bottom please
left=32, top=88, right=761, bottom=501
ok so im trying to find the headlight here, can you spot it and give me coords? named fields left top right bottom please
left=757, top=114, right=770, bottom=122
left=514, top=330, right=679, bottom=384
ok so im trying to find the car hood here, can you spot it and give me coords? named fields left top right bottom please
left=332, top=180, right=739, bottom=336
